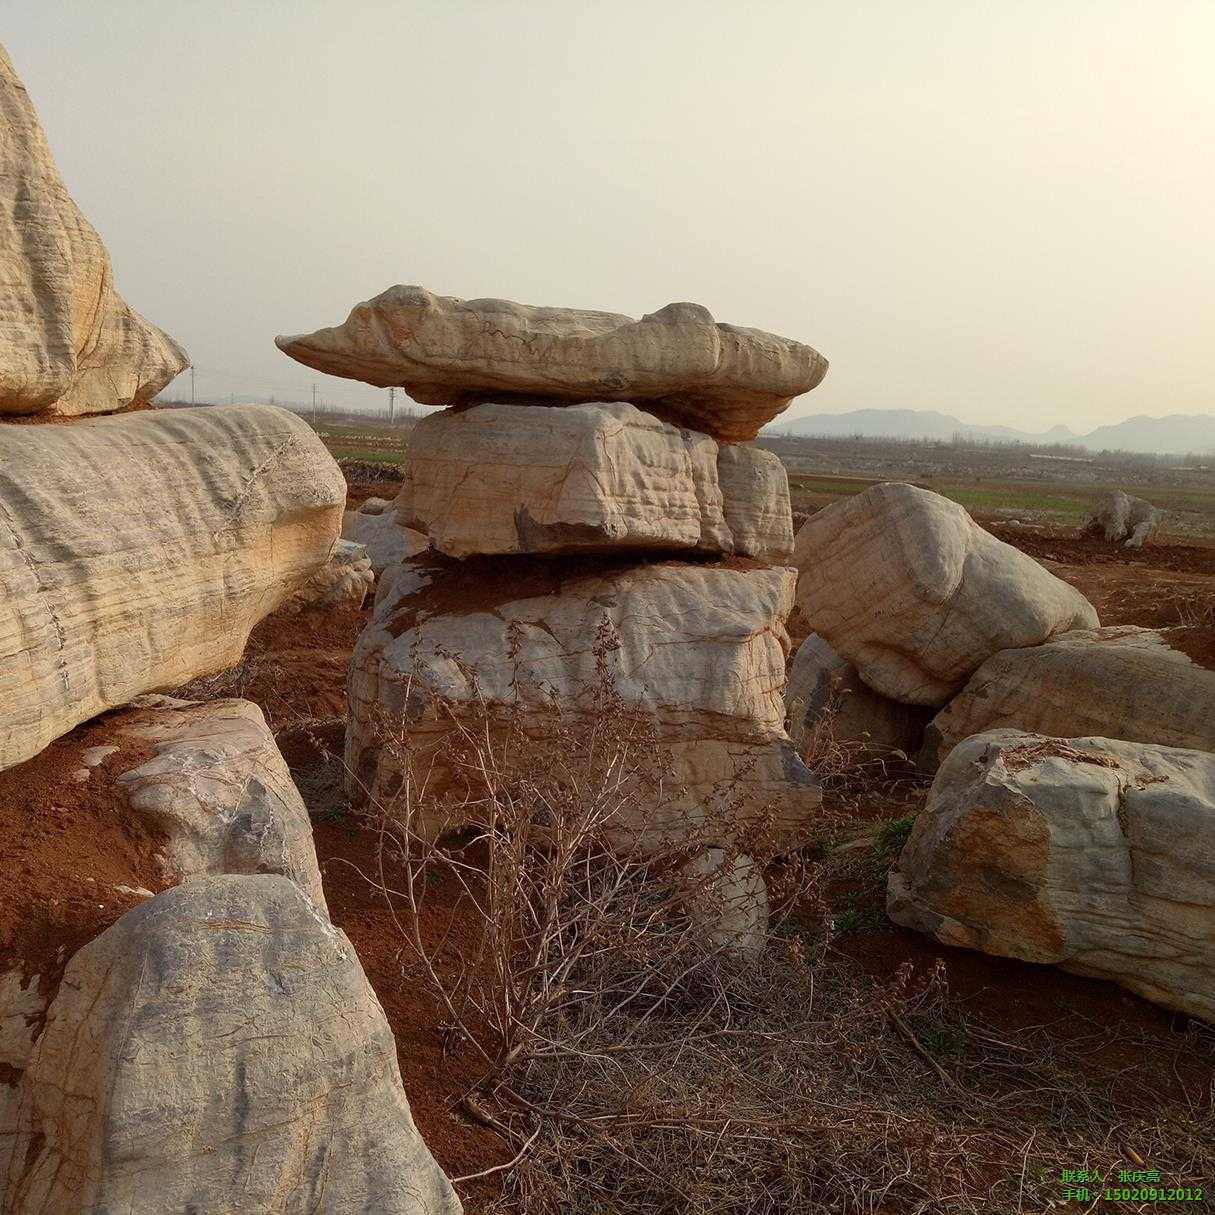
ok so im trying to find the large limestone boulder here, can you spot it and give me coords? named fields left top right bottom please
left=0, top=874, right=461, bottom=1214
left=394, top=400, right=792, bottom=560
left=792, top=483, right=1099, bottom=705
left=786, top=633, right=930, bottom=757
left=343, top=504, right=430, bottom=574
left=0, top=404, right=344, bottom=771
left=922, top=626, right=1215, bottom=768
left=347, top=554, right=820, bottom=851
left=276, top=286, right=828, bottom=442
left=889, top=731, right=1215, bottom=1022
left=116, top=696, right=328, bottom=909
left=1083, top=490, right=1162, bottom=549
left=0, top=45, right=187, bottom=417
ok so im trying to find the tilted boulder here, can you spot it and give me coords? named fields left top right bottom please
left=786, top=633, right=930, bottom=757
left=889, top=731, right=1215, bottom=1022
left=283, top=537, right=374, bottom=611
left=344, top=504, right=430, bottom=575
left=394, top=400, right=791, bottom=560
left=792, top=483, right=1098, bottom=705
left=276, top=286, right=828, bottom=442
left=347, top=554, right=820, bottom=851
left=0, top=45, right=187, bottom=416
left=0, top=875, right=461, bottom=1214
left=922, top=626, right=1215, bottom=768
left=1083, top=490, right=1162, bottom=548
left=0, top=404, right=344, bottom=771
left=115, top=696, right=328, bottom=908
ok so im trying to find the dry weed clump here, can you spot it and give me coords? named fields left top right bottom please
left=343, top=633, right=1214, bottom=1214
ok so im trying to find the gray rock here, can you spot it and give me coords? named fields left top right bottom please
left=1084, top=490, right=1162, bottom=548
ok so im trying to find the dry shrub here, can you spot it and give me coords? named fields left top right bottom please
left=347, top=631, right=1214, bottom=1214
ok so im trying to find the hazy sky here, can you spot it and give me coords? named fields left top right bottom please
left=7, top=2, right=1214, bottom=430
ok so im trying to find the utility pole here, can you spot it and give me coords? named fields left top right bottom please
left=311, top=383, right=318, bottom=412
left=388, top=387, right=396, bottom=424
left=190, top=366, right=196, bottom=405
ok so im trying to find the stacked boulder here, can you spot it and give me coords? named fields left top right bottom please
left=0, top=45, right=460, bottom=1212
left=278, top=288, right=828, bottom=878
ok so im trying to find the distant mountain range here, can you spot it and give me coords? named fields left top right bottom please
left=770, top=409, right=1215, bottom=456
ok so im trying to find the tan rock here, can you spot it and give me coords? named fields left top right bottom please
left=396, top=401, right=731, bottom=557
left=0, top=404, right=344, bottom=771
left=283, top=537, right=374, bottom=611
left=786, top=633, right=930, bottom=756
left=889, top=730, right=1215, bottom=1022
left=0, top=874, right=461, bottom=1214
left=346, top=554, right=820, bottom=852
left=0, top=45, right=187, bottom=417
left=116, top=696, right=328, bottom=909
left=792, top=483, right=1099, bottom=705
left=276, top=287, right=827, bottom=442
left=343, top=507, right=429, bottom=574
left=922, top=626, right=1215, bottom=768
left=716, top=443, right=793, bottom=562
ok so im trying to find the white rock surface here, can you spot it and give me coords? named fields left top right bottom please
left=1084, top=490, right=1163, bottom=548
left=343, top=506, right=430, bottom=575
left=922, top=626, right=1215, bottom=768
left=347, top=554, right=820, bottom=852
left=0, top=404, right=344, bottom=772
left=792, top=483, right=1099, bottom=705
left=0, top=45, right=187, bottom=417
left=283, top=538, right=374, bottom=611
left=397, top=401, right=735, bottom=558
left=889, top=730, right=1215, bottom=1022
left=116, top=697, right=328, bottom=909
left=786, top=633, right=930, bottom=756
left=277, top=287, right=828, bottom=442
left=678, top=850, right=769, bottom=959
left=716, top=443, right=795, bottom=563
left=0, top=875, right=461, bottom=1214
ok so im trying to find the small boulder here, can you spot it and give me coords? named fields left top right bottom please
left=343, top=508, right=430, bottom=575
left=283, top=538, right=375, bottom=611
left=1083, top=491, right=1162, bottom=548
left=792, top=483, right=1099, bottom=705
left=677, top=849, right=769, bottom=959
left=889, top=730, right=1215, bottom=1022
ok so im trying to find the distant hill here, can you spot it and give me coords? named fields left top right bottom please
left=772, top=408, right=1215, bottom=456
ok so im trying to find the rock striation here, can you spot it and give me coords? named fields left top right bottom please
left=0, top=404, right=344, bottom=771
left=792, top=483, right=1099, bottom=705
left=1, top=875, right=461, bottom=1214
left=922, top=626, right=1215, bottom=768
left=889, top=730, right=1215, bottom=1022
left=347, top=554, right=820, bottom=852
left=0, top=46, right=187, bottom=416
left=276, top=286, right=827, bottom=442
left=395, top=400, right=792, bottom=560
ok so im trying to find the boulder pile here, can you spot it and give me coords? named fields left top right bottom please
left=0, top=45, right=460, bottom=1213
left=280, top=287, right=828, bottom=884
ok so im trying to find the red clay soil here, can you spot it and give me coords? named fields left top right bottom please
left=0, top=719, right=167, bottom=1010
left=344, top=479, right=405, bottom=510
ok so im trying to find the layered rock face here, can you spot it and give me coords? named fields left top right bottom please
left=0, top=46, right=187, bottom=416
left=396, top=400, right=792, bottom=560
left=1, top=875, right=461, bottom=1215
left=276, top=286, right=827, bottom=441
left=922, top=626, right=1215, bottom=768
left=786, top=633, right=930, bottom=757
left=0, top=404, right=344, bottom=771
left=889, top=731, right=1215, bottom=1022
left=793, top=483, right=1099, bottom=705
left=1084, top=490, right=1162, bottom=548
left=348, top=555, right=819, bottom=852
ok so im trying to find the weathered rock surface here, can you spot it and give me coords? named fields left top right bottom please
left=344, top=505, right=430, bottom=574
left=1084, top=490, right=1162, bottom=548
left=678, top=850, right=769, bottom=959
left=0, top=45, right=187, bottom=417
left=889, top=730, right=1215, bottom=1022
left=0, top=404, right=344, bottom=771
left=785, top=633, right=930, bottom=756
left=792, top=483, right=1099, bottom=705
left=922, top=626, right=1215, bottom=768
left=395, top=401, right=790, bottom=559
left=116, top=696, right=328, bottom=909
left=284, top=537, right=374, bottom=611
left=347, top=554, right=820, bottom=851
left=0, top=874, right=461, bottom=1214
left=276, top=286, right=828, bottom=442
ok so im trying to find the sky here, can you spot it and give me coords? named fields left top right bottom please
left=6, top=1, right=1214, bottom=431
